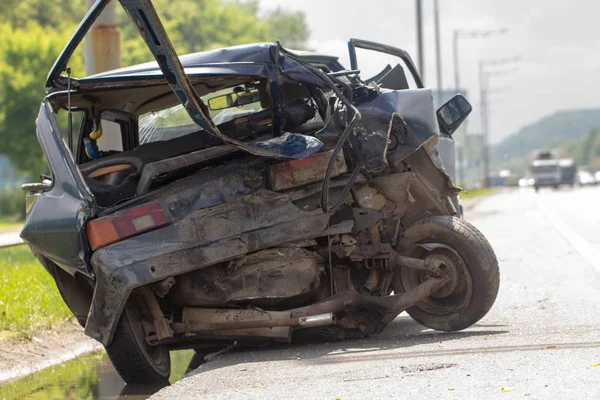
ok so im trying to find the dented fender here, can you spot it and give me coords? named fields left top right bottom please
left=86, top=190, right=333, bottom=345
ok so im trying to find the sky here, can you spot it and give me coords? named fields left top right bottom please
left=259, top=0, right=600, bottom=144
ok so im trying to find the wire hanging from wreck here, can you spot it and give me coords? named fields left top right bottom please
left=276, top=42, right=363, bottom=214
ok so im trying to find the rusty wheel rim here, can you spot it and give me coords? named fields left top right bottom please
left=126, top=305, right=170, bottom=377
left=400, top=244, right=473, bottom=315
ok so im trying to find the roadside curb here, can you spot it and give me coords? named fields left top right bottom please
left=0, top=328, right=102, bottom=383
left=460, top=187, right=507, bottom=214
left=0, top=227, right=24, bottom=249
left=461, top=196, right=484, bottom=213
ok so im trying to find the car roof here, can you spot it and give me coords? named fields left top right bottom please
left=81, top=43, right=344, bottom=82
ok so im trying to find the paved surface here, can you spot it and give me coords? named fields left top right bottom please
left=0, top=327, right=102, bottom=383
left=0, top=227, right=23, bottom=248
left=150, top=186, right=600, bottom=400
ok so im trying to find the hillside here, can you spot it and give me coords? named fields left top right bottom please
left=563, top=128, right=600, bottom=169
left=491, top=109, right=600, bottom=162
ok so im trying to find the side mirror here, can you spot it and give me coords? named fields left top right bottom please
left=436, top=94, right=472, bottom=135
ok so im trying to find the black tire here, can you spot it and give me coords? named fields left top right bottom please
left=394, top=216, right=499, bottom=332
left=105, top=307, right=171, bottom=385
left=47, top=260, right=93, bottom=327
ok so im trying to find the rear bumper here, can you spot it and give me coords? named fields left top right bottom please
left=86, top=190, right=334, bottom=345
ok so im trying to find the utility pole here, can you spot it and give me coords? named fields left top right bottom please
left=479, top=57, right=519, bottom=187
left=434, top=0, right=442, bottom=104
left=453, top=28, right=507, bottom=92
left=479, top=61, right=489, bottom=188
left=453, top=30, right=459, bottom=92
left=415, top=0, right=424, bottom=79
left=84, top=0, right=121, bottom=76
left=452, top=28, right=506, bottom=188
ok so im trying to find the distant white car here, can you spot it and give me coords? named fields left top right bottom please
left=578, top=171, right=596, bottom=185
left=518, top=178, right=529, bottom=187
left=595, top=171, right=600, bottom=184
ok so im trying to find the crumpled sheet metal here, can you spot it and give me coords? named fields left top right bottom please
left=86, top=190, right=332, bottom=345
left=352, top=88, right=439, bottom=174
left=267, top=149, right=347, bottom=191
left=169, top=247, right=322, bottom=306
left=121, top=0, right=325, bottom=161
left=244, top=132, right=323, bottom=160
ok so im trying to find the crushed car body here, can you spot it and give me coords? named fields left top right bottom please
left=21, top=0, right=499, bottom=385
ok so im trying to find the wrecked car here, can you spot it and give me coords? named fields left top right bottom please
left=21, top=0, right=499, bottom=385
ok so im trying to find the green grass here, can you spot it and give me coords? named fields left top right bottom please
left=0, top=247, right=71, bottom=340
left=0, top=349, right=197, bottom=399
left=460, top=187, right=493, bottom=200
left=0, top=214, right=22, bottom=231
left=0, top=351, right=104, bottom=400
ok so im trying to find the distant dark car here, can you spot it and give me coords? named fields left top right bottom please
left=559, top=159, right=576, bottom=186
left=20, top=0, right=498, bottom=386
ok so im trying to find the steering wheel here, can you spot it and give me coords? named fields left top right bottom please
left=87, top=164, right=134, bottom=179
left=80, top=156, right=146, bottom=206
left=79, top=155, right=144, bottom=180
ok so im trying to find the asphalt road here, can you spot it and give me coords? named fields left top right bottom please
left=151, top=186, right=600, bottom=400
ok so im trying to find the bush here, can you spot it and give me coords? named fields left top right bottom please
left=0, top=246, right=72, bottom=338
left=0, top=186, right=25, bottom=217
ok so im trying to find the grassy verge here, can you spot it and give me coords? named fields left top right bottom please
left=0, top=349, right=197, bottom=398
left=0, top=214, right=22, bottom=231
left=459, top=187, right=493, bottom=200
left=0, top=351, right=104, bottom=400
left=0, top=246, right=71, bottom=341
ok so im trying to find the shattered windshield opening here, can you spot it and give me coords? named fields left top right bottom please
left=138, top=79, right=272, bottom=144
left=46, top=0, right=333, bottom=160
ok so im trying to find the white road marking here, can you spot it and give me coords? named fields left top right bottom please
left=535, top=194, right=600, bottom=272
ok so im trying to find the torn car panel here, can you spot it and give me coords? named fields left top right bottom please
left=119, top=0, right=323, bottom=160
left=20, top=102, right=95, bottom=276
left=353, top=88, right=439, bottom=174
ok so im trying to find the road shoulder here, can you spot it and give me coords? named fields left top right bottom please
left=0, top=323, right=102, bottom=383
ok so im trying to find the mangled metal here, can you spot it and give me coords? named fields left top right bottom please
left=169, top=247, right=323, bottom=307
left=20, top=0, right=499, bottom=386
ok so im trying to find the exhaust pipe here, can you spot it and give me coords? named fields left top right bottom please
left=298, top=313, right=336, bottom=328
left=172, top=309, right=337, bottom=341
left=167, top=266, right=446, bottom=342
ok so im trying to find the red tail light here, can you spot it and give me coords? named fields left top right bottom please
left=87, top=200, right=168, bottom=250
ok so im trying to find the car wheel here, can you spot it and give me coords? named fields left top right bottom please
left=105, top=304, right=171, bottom=385
left=394, top=216, right=499, bottom=331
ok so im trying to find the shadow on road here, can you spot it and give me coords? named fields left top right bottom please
left=118, top=383, right=167, bottom=399
left=182, top=315, right=511, bottom=378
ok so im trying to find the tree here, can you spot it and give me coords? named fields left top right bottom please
left=0, top=0, right=309, bottom=177
left=0, top=0, right=310, bottom=70
left=572, top=129, right=595, bottom=166
left=0, top=0, right=86, bottom=29
left=263, top=7, right=310, bottom=50
left=117, top=0, right=309, bottom=65
left=0, top=23, right=83, bottom=177
left=589, top=129, right=600, bottom=169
